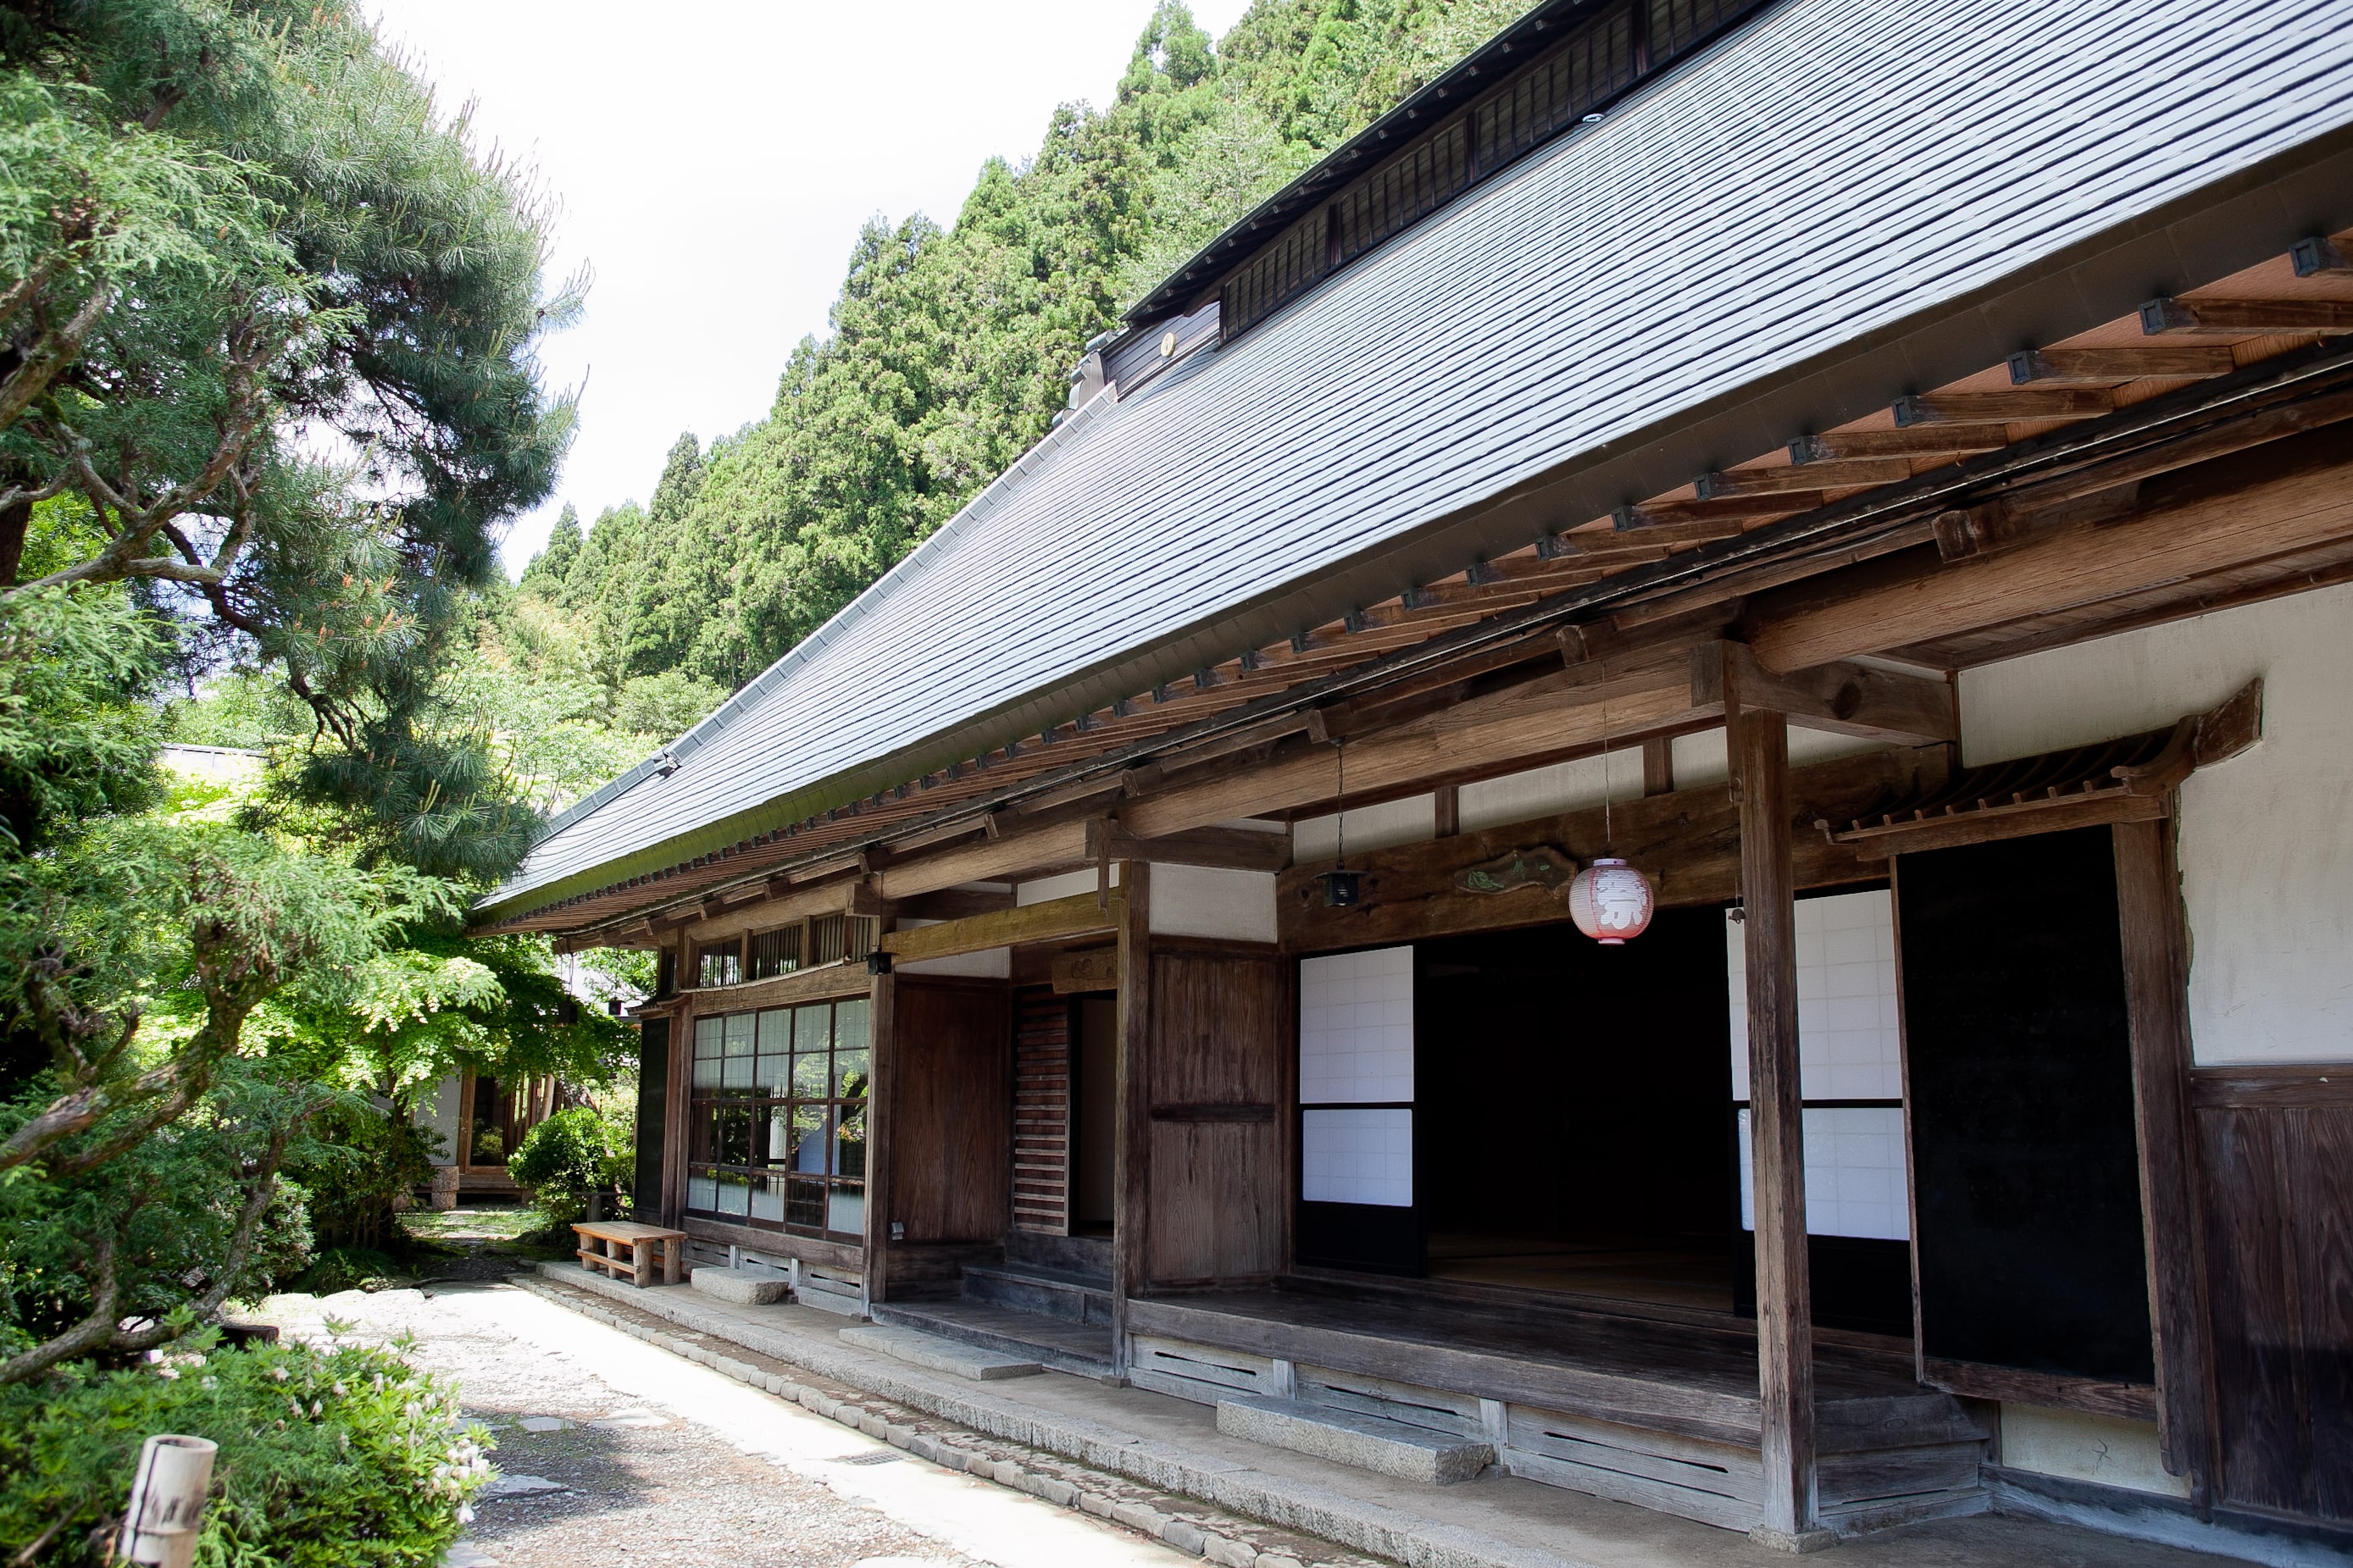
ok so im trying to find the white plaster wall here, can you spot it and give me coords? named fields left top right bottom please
left=1017, top=865, right=1118, bottom=905
left=1999, top=1405, right=2189, bottom=1499
left=1458, top=747, right=1645, bottom=833
left=417, top=1075, right=462, bottom=1166
left=1148, top=863, right=1278, bottom=943
left=891, top=917, right=1011, bottom=978
left=1294, top=793, right=1434, bottom=863
left=1958, top=584, right=2353, bottom=1065
left=1668, top=724, right=1890, bottom=790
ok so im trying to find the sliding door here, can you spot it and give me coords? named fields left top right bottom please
left=1898, top=827, right=2156, bottom=1399
left=1296, top=946, right=1420, bottom=1273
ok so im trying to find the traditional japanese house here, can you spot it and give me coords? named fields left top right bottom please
left=473, top=0, right=2353, bottom=1555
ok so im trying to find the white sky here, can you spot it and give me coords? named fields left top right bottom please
left=363, top=1, right=1256, bottom=579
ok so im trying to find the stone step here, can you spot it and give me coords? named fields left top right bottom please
left=869, top=1300, right=1118, bottom=1382
left=689, top=1266, right=790, bottom=1305
left=1216, top=1395, right=1496, bottom=1486
left=961, top=1263, right=1113, bottom=1325
left=838, top=1323, right=1043, bottom=1381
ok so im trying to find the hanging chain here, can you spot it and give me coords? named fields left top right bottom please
left=1334, top=737, right=1347, bottom=867
left=1601, top=696, right=1613, bottom=853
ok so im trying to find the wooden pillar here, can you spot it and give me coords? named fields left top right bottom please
left=1110, top=862, right=1152, bottom=1373
left=2112, top=816, right=2213, bottom=1491
left=863, top=971, right=898, bottom=1306
left=661, top=1003, right=691, bottom=1230
left=1642, top=736, right=1675, bottom=796
left=1732, top=674, right=1828, bottom=1550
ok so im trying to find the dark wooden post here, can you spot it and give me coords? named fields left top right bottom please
left=2112, top=816, right=2213, bottom=1491
left=662, top=998, right=692, bottom=1231
left=1732, top=668, right=1827, bottom=1550
left=1111, top=862, right=1152, bottom=1373
left=863, top=971, right=897, bottom=1307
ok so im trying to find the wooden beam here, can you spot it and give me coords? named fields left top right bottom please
left=1795, top=427, right=2010, bottom=461
left=1433, top=783, right=1461, bottom=836
left=1617, top=493, right=1823, bottom=529
left=685, top=874, right=866, bottom=945
left=2007, top=346, right=2236, bottom=384
left=882, top=889, right=1120, bottom=962
left=894, top=887, right=1016, bottom=921
left=1747, top=442, right=2353, bottom=673
left=2140, top=296, right=2353, bottom=335
left=1691, top=640, right=1956, bottom=745
left=1701, top=459, right=1914, bottom=496
left=2112, top=817, right=2215, bottom=1491
left=1276, top=746, right=1935, bottom=951
left=1730, top=673, right=1826, bottom=1551
left=1097, top=822, right=1294, bottom=873
left=1111, top=862, right=1152, bottom=1372
left=1120, top=650, right=1710, bottom=838
left=1894, top=388, right=2114, bottom=425
left=876, top=819, right=1091, bottom=900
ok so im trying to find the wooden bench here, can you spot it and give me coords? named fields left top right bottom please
left=572, top=1221, right=687, bottom=1287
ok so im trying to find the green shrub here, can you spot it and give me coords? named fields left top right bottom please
left=282, top=1106, right=439, bottom=1254
left=290, top=1247, right=406, bottom=1296
left=0, top=1332, right=491, bottom=1566
left=505, top=1105, right=630, bottom=1230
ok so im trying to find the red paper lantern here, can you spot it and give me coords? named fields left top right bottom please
left=1566, top=857, right=1654, bottom=945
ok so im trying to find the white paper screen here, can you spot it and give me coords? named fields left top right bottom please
left=1727, top=889, right=1909, bottom=1240
left=1299, top=946, right=1414, bottom=1207
left=1726, top=889, right=1901, bottom=1100
left=1299, top=947, right=1414, bottom=1102
left=1302, top=1109, right=1414, bottom=1206
left=1736, top=1106, right=1911, bottom=1241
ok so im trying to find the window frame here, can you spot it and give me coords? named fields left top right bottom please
left=684, top=996, right=870, bottom=1244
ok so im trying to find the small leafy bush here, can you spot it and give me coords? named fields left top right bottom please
left=290, top=1246, right=405, bottom=1296
left=506, top=1105, right=630, bottom=1230
left=0, top=1331, right=491, bottom=1566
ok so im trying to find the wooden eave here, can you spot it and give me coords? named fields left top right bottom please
left=481, top=235, right=2353, bottom=943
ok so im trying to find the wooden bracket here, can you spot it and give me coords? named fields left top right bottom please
left=1050, top=944, right=1118, bottom=994
left=1693, top=640, right=1956, bottom=745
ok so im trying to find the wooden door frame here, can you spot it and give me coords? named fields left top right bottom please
left=2112, top=812, right=2216, bottom=1493
left=1888, top=812, right=2212, bottom=1470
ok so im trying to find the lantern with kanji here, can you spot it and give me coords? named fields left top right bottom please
left=1565, top=856, right=1654, bottom=945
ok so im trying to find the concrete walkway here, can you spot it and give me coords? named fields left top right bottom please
left=259, top=1280, right=1203, bottom=1568
left=521, top=1263, right=2284, bottom=1568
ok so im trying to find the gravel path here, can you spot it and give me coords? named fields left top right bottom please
left=258, top=1281, right=1189, bottom=1568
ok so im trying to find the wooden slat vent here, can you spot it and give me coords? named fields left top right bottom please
left=1472, top=6, right=1635, bottom=173
left=1334, top=116, right=1471, bottom=270
left=1222, top=208, right=1335, bottom=342
left=1012, top=988, right=1074, bottom=1235
left=1647, top=0, right=1748, bottom=60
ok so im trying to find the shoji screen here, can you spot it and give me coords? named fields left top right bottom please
left=1299, top=946, right=1415, bottom=1206
left=1726, top=889, right=1908, bottom=1241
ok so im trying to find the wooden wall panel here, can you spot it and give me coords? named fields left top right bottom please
left=2195, top=1081, right=2353, bottom=1522
left=889, top=978, right=1012, bottom=1246
left=1013, top=989, right=1073, bottom=1234
left=1145, top=949, right=1285, bottom=1287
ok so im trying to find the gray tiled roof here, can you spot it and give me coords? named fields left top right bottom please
left=483, top=0, right=2353, bottom=922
